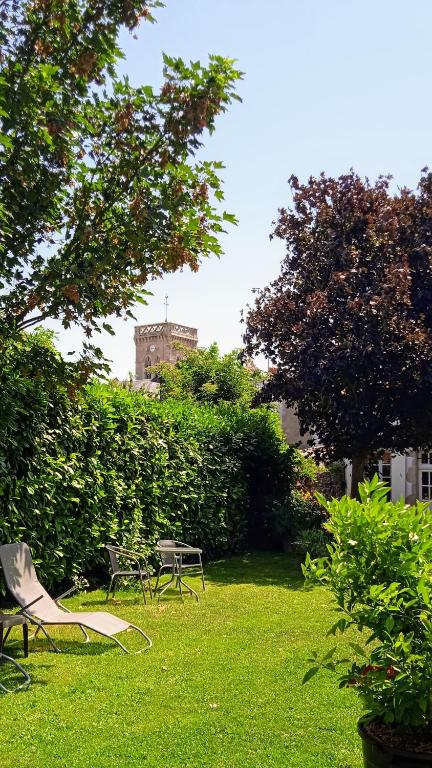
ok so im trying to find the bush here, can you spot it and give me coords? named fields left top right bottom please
left=303, top=476, right=432, bottom=727
left=271, top=491, right=324, bottom=542
left=152, top=342, right=263, bottom=405
left=295, top=527, right=329, bottom=558
left=270, top=447, right=324, bottom=547
left=0, top=332, right=296, bottom=589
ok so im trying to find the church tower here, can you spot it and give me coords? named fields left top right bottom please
left=134, top=321, right=198, bottom=380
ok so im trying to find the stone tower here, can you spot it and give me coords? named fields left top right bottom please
left=134, top=321, right=198, bottom=380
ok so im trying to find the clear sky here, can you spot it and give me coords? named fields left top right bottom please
left=46, top=0, right=432, bottom=377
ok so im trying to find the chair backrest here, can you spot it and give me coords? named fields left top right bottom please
left=105, top=545, right=120, bottom=573
left=157, top=539, right=177, bottom=566
left=0, top=542, right=57, bottom=619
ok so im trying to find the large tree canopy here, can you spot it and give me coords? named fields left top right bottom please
left=244, top=170, right=432, bottom=493
left=0, top=0, right=241, bottom=362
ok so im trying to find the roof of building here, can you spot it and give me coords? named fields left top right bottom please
left=134, top=321, right=198, bottom=340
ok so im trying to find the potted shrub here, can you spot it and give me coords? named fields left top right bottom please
left=303, top=476, right=432, bottom=767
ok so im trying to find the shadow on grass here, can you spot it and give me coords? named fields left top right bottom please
left=48, top=640, right=119, bottom=656
left=81, top=584, right=201, bottom=607
left=16, top=632, right=121, bottom=656
left=206, top=552, right=306, bottom=590
left=79, top=595, right=144, bottom=608
left=81, top=554, right=307, bottom=600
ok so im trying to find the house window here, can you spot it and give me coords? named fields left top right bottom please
left=379, top=455, right=391, bottom=483
left=368, top=451, right=391, bottom=483
left=419, top=453, right=432, bottom=501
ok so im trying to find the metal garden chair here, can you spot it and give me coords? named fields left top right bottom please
left=105, top=545, right=153, bottom=604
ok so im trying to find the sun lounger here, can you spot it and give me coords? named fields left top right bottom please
left=0, top=543, right=152, bottom=654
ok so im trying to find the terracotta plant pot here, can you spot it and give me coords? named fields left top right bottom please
left=358, top=721, right=432, bottom=767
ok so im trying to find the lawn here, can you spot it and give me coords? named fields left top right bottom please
left=0, top=554, right=362, bottom=768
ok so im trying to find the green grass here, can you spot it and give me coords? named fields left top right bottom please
left=0, top=554, right=362, bottom=768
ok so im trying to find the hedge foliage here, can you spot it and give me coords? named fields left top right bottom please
left=0, top=332, right=296, bottom=588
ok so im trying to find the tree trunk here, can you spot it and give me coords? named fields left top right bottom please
left=350, top=454, right=368, bottom=499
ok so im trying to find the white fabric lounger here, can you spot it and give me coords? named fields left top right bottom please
left=0, top=543, right=152, bottom=654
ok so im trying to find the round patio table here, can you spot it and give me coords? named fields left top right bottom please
left=155, top=546, right=202, bottom=602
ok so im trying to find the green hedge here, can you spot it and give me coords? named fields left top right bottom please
left=0, top=332, right=296, bottom=588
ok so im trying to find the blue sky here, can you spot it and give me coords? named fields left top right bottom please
left=48, top=0, right=432, bottom=376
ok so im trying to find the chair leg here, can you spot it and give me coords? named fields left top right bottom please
left=23, top=623, right=28, bottom=658
left=147, top=575, right=153, bottom=599
left=139, top=573, right=147, bottom=605
left=199, top=556, right=206, bottom=591
left=30, top=621, right=61, bottom=653
left=78, top=625, right=91, bottom=643
left=110, top=625, right=152, bottom=654
left=0, top=624, right=3, bottom=657
left=111, top=575, right=117, bottom=600
left=155, top=565, right=174, bottom=592
left=154, top=568, right=162, bottom=593
left=106, top=574, right=115, bottom=603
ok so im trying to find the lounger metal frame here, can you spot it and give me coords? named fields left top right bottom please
left=19, top=592, right=152, bottom=654
left=0, top=544, right=152, bottom=655
left=0, top=653, right=31, bottom=693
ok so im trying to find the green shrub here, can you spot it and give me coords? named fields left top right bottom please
left=303, top=476, right=432, bottom=727
left=152, top=342, right=263, bottom=405
left=295, top=527, right=329, bottom=558
left=270, top=489, right=325, bottom=546
left=0, top=332, right=296, bottom=589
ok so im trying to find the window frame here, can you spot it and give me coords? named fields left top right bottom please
left=419, top=453, right=432, bottom=502
left=367, top=452, right=391, bottom=484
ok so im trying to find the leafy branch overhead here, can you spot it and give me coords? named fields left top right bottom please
left=0, top=0, right=242, bottom=341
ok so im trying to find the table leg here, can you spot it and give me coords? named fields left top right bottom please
left=177, top=555, right=198, bottom=601
left=23, top=623, right=29, bottom=658
left=157, top=553, right=200, bottom=601
left=177, top=555, right=183, bottom=600
left=179, top=578, right=199, bottom=601
left=157, top=561, right=176, bottom=600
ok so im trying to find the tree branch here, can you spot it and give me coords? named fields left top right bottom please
left=17, top=313, right=47, bottom=330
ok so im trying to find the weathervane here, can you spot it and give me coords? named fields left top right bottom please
left=164, top=294, right=169, bottom=323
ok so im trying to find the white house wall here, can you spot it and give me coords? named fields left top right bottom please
left=345, top=451, right=429, bottom=503
left=344, top=461, right=352, bottom=496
